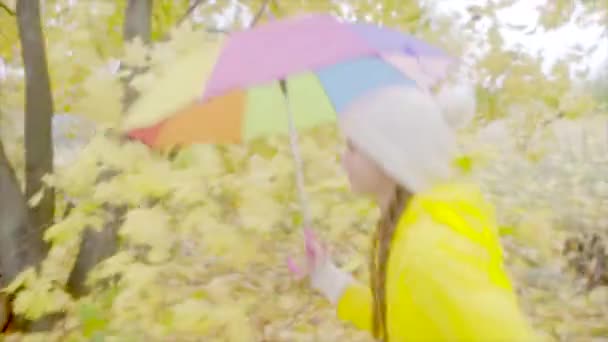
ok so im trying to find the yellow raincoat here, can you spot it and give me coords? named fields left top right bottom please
left=337, top=182, right=539, bottom=341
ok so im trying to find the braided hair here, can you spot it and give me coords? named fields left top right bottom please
left=369, top=186, right=409, bottom=340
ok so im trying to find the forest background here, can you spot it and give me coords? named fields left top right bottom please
left=0, top=0, right=607, bottom=341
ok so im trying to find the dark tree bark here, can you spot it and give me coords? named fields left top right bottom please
left=1, top=291, right=11, bottom=332
left=123, top=0, right=153, bottom=43
left=121, top=0, right=153, bottom=111
left=0, top=139, right=46, bottom=330
left=66, top=170, right=125, bottom=297
left=16, top=0, right=55, bottom=234
left=66, top=205, right=125, bottom=297
left=0, top=0, right=57, bottom=332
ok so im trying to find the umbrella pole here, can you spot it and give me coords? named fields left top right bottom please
left=279, top=80, right=313, bottom=229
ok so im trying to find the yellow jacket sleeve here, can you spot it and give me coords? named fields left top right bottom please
left=336, top=281, right=373, bottom=333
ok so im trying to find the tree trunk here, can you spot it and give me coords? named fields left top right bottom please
left=66, top=204, right=125, bottom=297
left=122, top=0, right=153, bottom=111
left=14, top=0, right=58, bottom=331
left=66, top=168, right=130, bottom=299
left=66, top=170, right=125, bottom=297
left=64, top=1, right=154, bottom=299
left=0, top=139, right=46, bottom=329
left=123, top=0, right=153, bottom=43
left=16, top=0, right=55, bottom=234
left=62, top=1, right=154, bottom=299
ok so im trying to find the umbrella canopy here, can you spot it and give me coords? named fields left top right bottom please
left=125, top=13, right=455, bottom=150
left=122, top=36, right=224, bottom=133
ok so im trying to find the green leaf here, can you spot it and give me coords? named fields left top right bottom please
left=79, top=303, right=108, bottom=338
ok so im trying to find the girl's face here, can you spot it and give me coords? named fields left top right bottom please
left=341, top=139, right=391, bottom=195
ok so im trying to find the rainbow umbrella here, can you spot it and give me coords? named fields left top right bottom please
left=124, top=13, right=456, bottom=226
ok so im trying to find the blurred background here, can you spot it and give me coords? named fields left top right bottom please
left=0, top=0, right=607, bottom=341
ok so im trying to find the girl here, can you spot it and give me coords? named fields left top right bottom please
left=291, top=84, right=538, bottom=341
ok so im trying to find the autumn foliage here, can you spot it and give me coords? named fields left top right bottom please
left=0, top=0, right=607, bottom=341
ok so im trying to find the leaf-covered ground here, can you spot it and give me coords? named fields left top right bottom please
left=2, top=118, right=607, bottom=341
left=1, top=1, right=606, bottom=340
left=472, top=118, right=608, bottom=341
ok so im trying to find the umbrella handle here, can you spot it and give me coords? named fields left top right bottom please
left=280, top=80, right=313, bottom=229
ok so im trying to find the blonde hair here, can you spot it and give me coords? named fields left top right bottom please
left=370, top=186, right=409, bottom=338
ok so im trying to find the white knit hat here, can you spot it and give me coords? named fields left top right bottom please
left=340, top=83, right=475, bottom=193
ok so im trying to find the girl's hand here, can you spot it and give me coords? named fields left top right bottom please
left=287, top=228, right=328, bottom=279
left=287, top=228, right=354, bottom=304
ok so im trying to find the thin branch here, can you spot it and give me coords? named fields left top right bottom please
left=161, top=0, right=228, bottom=41
left=0, top=1, right=15, bottom=16
left=174, top=0, right=275, bottom=34
left=249, top=0, right=272, bottom=28
left=205, top=26, right=229, bottom=34
left=176, top=0, right=206, bottom=26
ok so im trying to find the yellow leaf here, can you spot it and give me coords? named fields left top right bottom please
left=87, top=252, right=135, bottom=285
left=122, top=37, right=149, bottom=68
left=204, top=227, right=259, bottom=269
left=238, top=187, right=284, bottom=232
left=120, top=262, right=160, bottom=291
left=27, top=189, right=44, bottom=207
left=559, top=90, right=596, bottom=119
left=225, top=308, right=256, bottom=342
left=44, top=210, right=103, bottom=244
left=74, top=68, right=123, bottom=125
left=120, top=207, right=174, bottom=262
left=12, top=281, right=69, bottom=320
left=171, top=298, right=212, bottom=334
left=512, top=210, right=559, bottom=261
left=4, top=267, right=37, bottom=293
